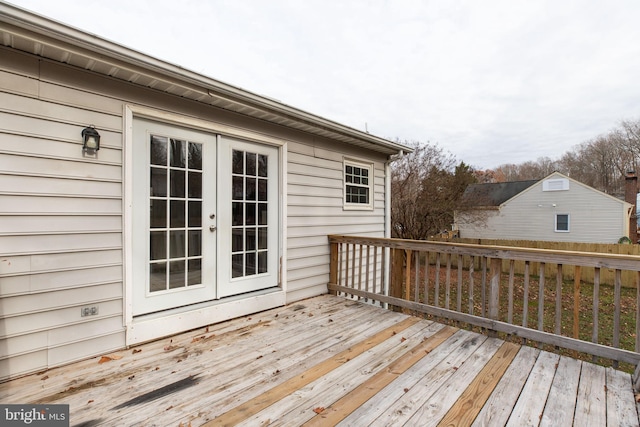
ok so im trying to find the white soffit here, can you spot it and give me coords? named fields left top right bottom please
left=0, top=2, right=410, bottom=156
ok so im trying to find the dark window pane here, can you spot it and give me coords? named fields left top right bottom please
left=149, top=262, right=166, bottom=292
left=354, top=176, right=361, bottom=185
left=258, top=154, right=268, bottom=177
left=362, top=177, right=369, bottom=185
left=233, top=176, right=244, bottom=200
left=188, top=259, right=202, bottom=286
left=169, top=230, right=185, bottom=258
left=188, top=201, right=201, bottom=227
left=150, top=231, right=166, bottom=260
left=232, top=254, right=244, bottom=278
left=258, top=251, right=267, bottom=273
left=150, top=135, right=167, bottom=166
left=245, top=203, right=256, bottom=225
left=232, top=150, right=244, bottom=174
left=246, top=178, right=256, bottom=201
left=170, top=169, right=185, bottom=198
left=258, top=227, right=268, bottom=249
left=188, top=172, right=202, bottom=198
left=246, top=152, right=256, bottom=176
left=150, top=199, right=166, bottom=228
left=362, top=169, right=369, bottom=177
left=245, top=252, right=256, bottom=276
left=170, top=200, right=185, bottom=228
left=169, top=260, right=185, bottom=289
left=232, top=202, right=243, bottom=226
left=246, top=228, right=256, bottom=251
left=150, top=167, right=167, bottom=197
left=188, top=143, right=202, bottom=170
left=170, top=139, right=186, bottom=168
left=258, top=179, right=267, bottom=201
left=346, top=165, right=352, bottom=174
left=232, top=229, right=244, bottom=252
left=258, top=203, right=268, bottom=225
left=188, top=230, right=202, bottom=256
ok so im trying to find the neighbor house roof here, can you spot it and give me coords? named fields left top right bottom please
left=462, top=180, right=539, bottom=207
left=0, top=1, right=411, bottom=156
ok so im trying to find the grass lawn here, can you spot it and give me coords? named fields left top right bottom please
left=405, top=262, right=638, bottom=372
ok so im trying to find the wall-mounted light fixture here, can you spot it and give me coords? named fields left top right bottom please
left=82, top=126, right=100, bottom=153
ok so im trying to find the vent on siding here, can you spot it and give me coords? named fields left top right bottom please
left=542, top=178, right=569, bottom=191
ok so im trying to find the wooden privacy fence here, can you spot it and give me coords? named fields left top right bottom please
left=328, top=235, right=640, bottom=371
left=431, top=238, right=640, bottom=287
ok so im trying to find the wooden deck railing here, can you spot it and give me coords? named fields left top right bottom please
left=328, top=235, right=640, bottom=372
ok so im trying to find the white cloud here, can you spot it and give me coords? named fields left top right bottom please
left=8, top=0, right=640, bottom=169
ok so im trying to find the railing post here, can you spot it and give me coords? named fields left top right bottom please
left=488, top=258, right=501, bottom=337
left=329, top=240, right=338, bottom=296
left=390, top=248, right=404, bottom=312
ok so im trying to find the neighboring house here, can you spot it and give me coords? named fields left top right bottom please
left=454, top=172, right=634, bottom=243
left=0, top=3, right=410, bottom=381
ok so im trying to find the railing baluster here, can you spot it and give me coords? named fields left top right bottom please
left=538, top=262, right=546, bottom=332
left=457, top=254, right=463, bottom=312
left=488, top=258, right=501, bottom=337
left=592, top=267, right=600, bottom=364
left=613, top=269, right=622, bottom=369
left=468, top=256, right=474, bottom=315
left=434, top=253, right=441, bottom=308
left=481, top=257, right=487, bottom=317
left=573, top=265, right=581, bottom=339
left=405, top=250, right=412, bottom=302
left=522, top=261, right=530, bottom=344
left=414, top=251, right=420, bottom=303
left=351, top=243, right=357, bottom=297
left=445, top=253, right=452, bottom=310
left=424, top=251, right=430, bottom=306
left=344, top=243, right=350, bottom=297
left=357, top=244, right=363, bottom=298
left=364, top=245, right=370, bottom=303
left=508, top=260, right=515, bottom=324
left=555, top=264, right=563, bottom=336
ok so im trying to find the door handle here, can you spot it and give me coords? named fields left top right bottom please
left=209, top=226, right=217, bottom=232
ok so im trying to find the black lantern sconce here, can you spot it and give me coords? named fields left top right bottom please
left=82, top=126, right=101, bottom=154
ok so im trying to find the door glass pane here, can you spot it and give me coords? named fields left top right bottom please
left=188, top=143, right=202, bottom=170
left=230, top=149, right=270, bottom=279
left=150, top=136, right=167, bottom=165
left=170, top=139, right=186, bottom=167
left=169, top=260, right=185, bottom=289
left=188, top=259, right=202, bottom=286
left=149, top=133, right=204, bottom=294
left=150, top=200, right=166, bottom=228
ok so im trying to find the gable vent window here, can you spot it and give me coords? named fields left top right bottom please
left=543, top=178, right=569, bottom=191
left=344, top=160, right=373, bottom=210
left=555, top=214, right=570, bottom=232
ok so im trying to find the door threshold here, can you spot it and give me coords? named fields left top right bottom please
left=126, top=289, right=285, bottom=346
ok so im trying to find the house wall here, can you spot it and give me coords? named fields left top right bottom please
left=457, top=178, right=629, bottom=243
left=0, top=46, right=388, bottom=380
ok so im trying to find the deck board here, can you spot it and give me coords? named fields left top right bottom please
left=1, top=294, right=638, bottom=426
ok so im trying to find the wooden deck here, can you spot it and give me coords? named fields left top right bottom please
left=1, top=295, right=638, bottom=426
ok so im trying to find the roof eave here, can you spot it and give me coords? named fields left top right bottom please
left=0, top=1, right=412, bottom=156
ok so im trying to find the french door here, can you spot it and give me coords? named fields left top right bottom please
left=132, top=119, right=279, bottom=316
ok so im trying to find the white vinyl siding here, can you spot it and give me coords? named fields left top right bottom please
left=0, top=44, right=391, bottom=379
left=286, top=146, right=386, bottom=302
left=456, top=173, right=630, bottom=243
left=0, top=51, right=125, bottom=380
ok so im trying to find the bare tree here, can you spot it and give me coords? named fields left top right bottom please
left=391, top=141, right=476, bottom=240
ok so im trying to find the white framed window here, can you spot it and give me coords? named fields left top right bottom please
left=555, top=213, right=570, bottom=232
left=344, top=159, right=373, bottom=210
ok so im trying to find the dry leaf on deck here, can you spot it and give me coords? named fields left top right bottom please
left=98, top=353, right=123, bottom=364
left=313, top=407, right=325, bottom=414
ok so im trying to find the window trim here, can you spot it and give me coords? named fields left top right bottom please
left=555, top=213, right=570, bottom=232
left=343, top=158, right=374, bottom=210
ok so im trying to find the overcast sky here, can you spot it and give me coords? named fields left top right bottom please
left=8, top=0, right=640, bottom=169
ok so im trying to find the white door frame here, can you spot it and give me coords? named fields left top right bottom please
left=123, top=105, right=287, bottom=345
